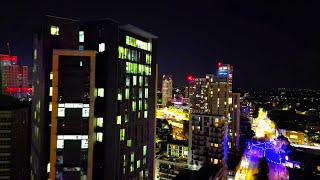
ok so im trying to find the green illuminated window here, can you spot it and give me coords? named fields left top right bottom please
left=146, top=54, right=152, bottom=64
left=139, top=100, right=142, bottom=110
left=144, top=100, right=148, bottom=110
left=97, top=117, right=103, bottom=127
left=132, top=101, right=136, bottom=111
left=139, top=88, right=142, bottom=99
left=139, top=76, right=143, bottom=86
left=137, top=160, right=140, bottom=168
left=117, top=116, right=121, bottom=125
left=130, top=164, right=134, bottom=172
left=79, top=31, right=84, bottom=42
left=131, top=152, right=134, bottom=162
left=145, top=88, right=148, bottom=98
left=127, top=139, right=132, bottom=147
left=50, top=26, right=59, bottom=35
left=125, top=88, right=129, bottom=99
left=125, top=115, right=128, bottom=123
left=118, top=89, right=122, bottom=100
left=144, top=111, right=148, bottom=118
left=143, top=145, right=147, bottom=156
left=118, top=46, right=125, bottom=59
left=120, top=129, right=125, bottom=141
left=133, top=75, right=137, bottom=86
left=145, top=77, right=148, bottom=87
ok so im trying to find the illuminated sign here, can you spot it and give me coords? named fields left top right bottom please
left=6, top=87, right=32, bottom=92
left=0, top=54, right=17, bottom=61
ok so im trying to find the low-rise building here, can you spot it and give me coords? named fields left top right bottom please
left=155, top=156, right=188, bottom=180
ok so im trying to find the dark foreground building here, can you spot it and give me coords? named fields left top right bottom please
left=0, top=95, right=30, bottom=180
left=31, top=15, right=158, bottom=180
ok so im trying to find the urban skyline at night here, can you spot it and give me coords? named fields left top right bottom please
left=1, top=1, right=320, bottom=88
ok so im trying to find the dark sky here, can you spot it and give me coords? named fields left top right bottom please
left=1, top=0, right=320, bottom=88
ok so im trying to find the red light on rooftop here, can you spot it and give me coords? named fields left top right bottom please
left=230, top=65, right=233, bottom=69
left=0, top=55, right=18, bottom=61
left=6, top=87, right=32, bottom=93
left=218, top=62, right=223, bottom=66
left=186, top=74, right=194, bottom=83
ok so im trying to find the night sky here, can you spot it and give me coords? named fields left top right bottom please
left=1, top=0, right=320, bottom=88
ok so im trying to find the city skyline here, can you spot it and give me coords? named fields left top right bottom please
left=1, top=1, right=320, bottom=88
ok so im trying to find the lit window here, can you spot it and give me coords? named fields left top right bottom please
left=99, top=43, right=105, bottom=52
left=143, top=145, right=147, bottom=156
left=139, top=100, right=142, bottom=110
left=118, top=91, right=122, bottom=101
left=125, top=88, right=129, bottom=100
left=214, top=143, right=219, bottom=147
left=50, top=26, right=59, bottom=35
left=215, top=118, right=219, bottom=123
left=127, top=139, right=132, bottom=147
left=214, top=159, right=218, bottom=164
left=49, top=87, right=53, bottom=96
left=81, top=139, right=88, bottom=148
left=144, top=111, right=148, bottom=118
left=145, top=88, right=148, bottom=98
left=125, top=115, right=128, bottom=123
left=80, top=61, right=82, bottom=67
left=133, top=75, right=137, bottom=86
left=131, top=152, right=134, bottom=162
left=137, top=160, right=140, bottom=168
left=123, top=168, right=126, bottom=174
left=79, top=31, right=84, bottom=42
left=57, top=140, right=64, bottom=149
left=97, top=132, right=103, bottom=142
left=228, top=97, right=232, bottom=104
left=47, top=163, right=50, bottom=173
left=143, top=157, right=146, bottom=164
left=58, top=108, right=65, bottom=117
left=34, top=49, right=37, bottom=60
left=82, top=108, right=89, bottom=117
left=49, top=102, right=52, bottom=111
left=120, top=129, right=125, bottom=141
left=132, top=101, right=136, bottom=111
left=50, top=72, right=53, bottom=80
left=97, top=88, right=104, bottom=97
left=97, top=117, right=103, bottom=127
left=117, top=116, right=121, bottom=125
left=139, top=76, right=143, bottom=86
left=130, top=164, right=134, bottom=172
left=79, top=46, right=84, bottom=51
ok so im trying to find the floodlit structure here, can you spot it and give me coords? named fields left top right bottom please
left=162, top=75, right=173, bottom=107
left=31, top=15, right=157, bottom=180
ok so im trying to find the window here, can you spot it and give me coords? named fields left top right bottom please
left=49, top=102, right=52, bottom=111
left=131, top=153, right=134, bottom=162
left=79, top=46, right=84, bottom=51
left=97, top=118, right=103, bottom=127
left=50, top=72, right=53, bottom=80
left=82, top=108, right=89, bottom=117
left=125, top=88, right=129, bottom=99
left=127, top=139, right=132, bottom=147
left=120, top=129, right=125, bottom=141
left=133, top=75, right=137, bottom=86
left=97, top=133, right=103, bottom=142
left=57, top=140, right=64, bottom=148
left=144, top=111, right=148, bottom=118
left=49, top=87, right=53, bottom=96
left=130, top=164, right=134, bottom=172
left=79, top=31, right=84, bottom=42
left=99, top=43, right=105, bottom=52
left=97, top=88, right=104, bottom=97
left=132, top=101, right=136, bottom=111
left=50, top=26, right=59, bottom=35
left=58, top=108, right=65, bottom=117
left=143, top=145, right=147, bottom=156
left=80, top=61, right=82, bottom=67
left=117, top=116, right=121, bottom=125
left=137, top=160, right=140, bottom=168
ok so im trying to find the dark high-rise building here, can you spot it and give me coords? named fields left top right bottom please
left=31, top=15, right=157, bottom=180
left=0, top=95, right=30, bottom=180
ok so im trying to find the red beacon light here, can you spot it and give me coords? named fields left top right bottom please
left=186, top=74, right=194, bottom=83
left=218, top=62, right=223, bottom=66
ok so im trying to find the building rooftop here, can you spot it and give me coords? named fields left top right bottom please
left=0, top=95, right=26, bottom=110
left=119, top=24, right=158, bottom=39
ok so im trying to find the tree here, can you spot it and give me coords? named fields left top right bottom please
left=253, top=157, right=269, bottom=180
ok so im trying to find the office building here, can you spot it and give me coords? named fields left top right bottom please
left=0, top=54, right=30, bottom=99
left=188, top=114, right=228, bottom=178
left=31, top=15, right=157, bottom=180
left=162, top=75, right=173, bottom=107
left=0, top=95, right=30, bottom=180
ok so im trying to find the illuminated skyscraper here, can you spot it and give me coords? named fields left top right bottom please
left=0, top=54, right=30, bottom=99
left=162, top=75, right=172, bottom=107
left=31, top=15, right=157, bottom=180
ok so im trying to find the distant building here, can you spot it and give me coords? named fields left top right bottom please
left=162, top=75, right=173, bottom=107
left=0, top=95, right=30, bottom=180
left=278, top=129, right=307, bottom=145
left=155, top=156, right=188, bottom=180
left=0, top=54, right=30, bottom=100
left=188, top=114, right=228, bottom=178
left=167, top=140, right=189, bottom=158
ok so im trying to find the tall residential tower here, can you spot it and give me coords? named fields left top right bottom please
left=162, top=75, right=172, bottom=107
left=31, top=15, right=157, bottom=180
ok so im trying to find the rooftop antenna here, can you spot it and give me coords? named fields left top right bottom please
left=7, top=42, right=11, bottom=55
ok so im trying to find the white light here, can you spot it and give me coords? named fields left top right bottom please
left=99, top=43, right=105, bottom=52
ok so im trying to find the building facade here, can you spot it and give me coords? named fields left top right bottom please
left=0, top=95, right=30, bottom=180
left=162, top=75, right=173, bottom=107
left=188, top=114, right=228, bottom=177
left=31, top=15, right=157, bottom=180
